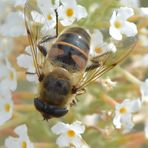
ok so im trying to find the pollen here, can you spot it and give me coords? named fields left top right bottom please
left=4, top=103, right=11, bottom=112
left=119, top=107, right=127, bottom=114
left=21, top=141, right=27, bottom=148
left=47, top=14, right=52, bottom=20
left=9, top=71, right=14, bottom=80
left=114, top=20, right=122, bottom=29
left=67, top=129, right=76, bottom=137
left=66, top=8, right=74, bottom=17
left=95, top=47, right=103, bottom=53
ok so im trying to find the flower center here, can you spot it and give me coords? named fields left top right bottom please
left=66, top=8, right=74, bottom=17
left=119, top=107, right=127, bottom=114
left=47, top=14, right=52, bottom=20
left=9, top=71, right=14, bottom=80
left=21, top=141, right=27, bottom=148
left=114, top=20, right=122, bottom=29
left=67, top=130, right=75, bottom=137
left=95, top=47, right=103, bottom=53
left=4, top=103, right=11, bottom=112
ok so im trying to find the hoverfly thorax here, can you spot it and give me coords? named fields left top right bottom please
left=39, top=68, right=72, bottom=108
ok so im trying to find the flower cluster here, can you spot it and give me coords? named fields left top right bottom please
left=0, top=59, right=17, bottom=125
left=1, top=0, right=148, bottom=147
left=51, top=121, right=88, bottom=148
left=5, top=124, right=34, bottom=148
left=113, top=99, right=141, bottom=133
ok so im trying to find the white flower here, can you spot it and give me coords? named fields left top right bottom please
left=113, top=99, right=141, bottom=133
left=140, top=79, right=148, bottom=103
left=0, top=38, right=13, bottom=60
left=5, top=124, right=34, bottom=148
left=101, top=77, right=117, bottom=91
left=109, top=7, right=137, bottom=40
left=0, top=59, right=17, bottom=95
left=90, top=29, right=117, bottom=56
left=139, top=7, right=148, bottom=18
left=0, top=12, right=26, bottom=37
left=31, top=0, right=59, bottom=30
left=119, top=0, right=140, bottom=8
left=0, top=96, right=13, bottom=126
left=57, top=0, right=87, bottom=26
left=11, top=0, right=27, bottom=7
left=51, top=121, right=87, bottom=148
left=17, top=46, right=38, bottom=82
left=82, top=113, right=99, bottom=126
left=4, top=59, right=17, bottom=91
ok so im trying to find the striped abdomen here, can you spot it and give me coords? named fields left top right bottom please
left=48, top=27, right=90, bottom=72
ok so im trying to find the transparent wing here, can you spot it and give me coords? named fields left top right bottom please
left=77, top=35, right=137, bottom=91
left=24, top=0, right=56, bottom=80
left=24, top=0, right=43, bottom=79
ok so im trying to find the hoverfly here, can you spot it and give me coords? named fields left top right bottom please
left=24, top=0, right=137, bottom=120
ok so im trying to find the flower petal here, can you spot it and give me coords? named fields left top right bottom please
left=14, top=124, right=28, bottom=138
left=61, top=0, right=77, bottom=6
left=76, top=5, right=87, bottom=20
left=121, top=21, right=138, bottom=37
left=117, top=7, right=134, bottom=20
left=72, top=136, right=84, bottom=148
left=17, top=54, right=33, bottom=69
left=130, top=99, right=141, bottom=113
left=56, top=134, right=70, bottom=147
left=70, top=121, right=85, bottom=134
left=109, top=26, right=122, bottom=40
left=113, top=114, right=121, bottom=129
left=51, top=122, right=69, bottom=135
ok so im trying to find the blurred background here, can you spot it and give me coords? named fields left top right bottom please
left=0, top=0, right=148, bottom=147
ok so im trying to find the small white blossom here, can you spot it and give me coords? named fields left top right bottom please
left=139, top=7, right=148, bottom=18
left=101, top=77, right=117, bottom=91
left=109, top=7, right=137, bottom=40
left=90, top=29, right=117, bottom=56
left=82, top=113, right=99, bottom=126
left=113, top=99, right=141, bottom=133
left=57, top=0, right=87, bottom=26
left=31, top=0, right=59, bottom=30
left=0, top=12, right=26, bottom=37
left=0, top=59, right=17, bottom=96
left=17, top=46, right=38, bottom=82
left=5, top=124, right=34, bottom=148
left=51, top=121, right=87, bottom=148
left=11, top=0, right=27, bottom=7
left=140, top=79, right=148, bottom=103
left=119, top=0, right=140, bottom=9
left=0, top=95, right=13, bottom=126
left=0, top=38, right=13, bottom=60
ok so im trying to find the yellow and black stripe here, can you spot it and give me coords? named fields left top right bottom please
left=49, top=27, right=90, bottom=72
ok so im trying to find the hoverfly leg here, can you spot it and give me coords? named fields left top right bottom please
left=70, top=99, right=77, bottom=107
left=55, top=9, right=59, bottom=37
left=38, top=44, right=47, bottom=57
left=85, top=63, right=100, bottom=71
left=37, top=36, right=57, bottom=57
left=26, top=72, right=36, bottom=75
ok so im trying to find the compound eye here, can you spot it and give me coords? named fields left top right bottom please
left=34, top=98, right=68, bottom=119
